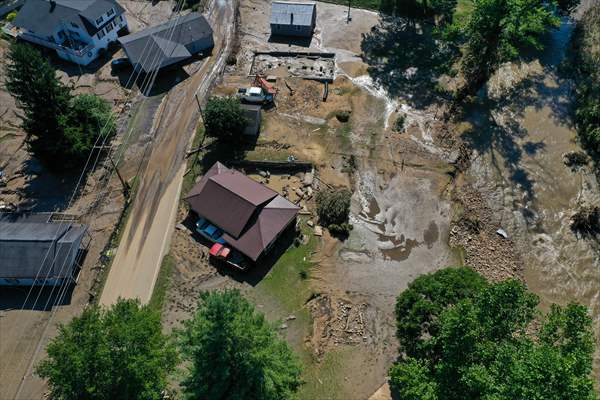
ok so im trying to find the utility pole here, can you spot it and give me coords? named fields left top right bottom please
left=347, top=0, right=351, bottom=23
left=109, top=155, right=130, bottom=198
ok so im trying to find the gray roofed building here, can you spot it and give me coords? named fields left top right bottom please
left=270, top=1, right=316, bottom=38
left=241, top=104, right=261, bottom=137
left=14, top=0, right=125, bottom=37
left=12, top=0, right=128, bottom=65
left=119, top=12, right=214, bottom=73
left=0, top=221, right=88, bottom=285
left=185, top=162, right=299, bottom=261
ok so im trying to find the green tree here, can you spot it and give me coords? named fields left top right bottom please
left=390, top=268, right=598, bottom=400
left=36, top=299, right=178, bottom=400
left=316, top=189, right=352, bottom=235
left=458, top=0, right=560, bottom=97
left=179, top=289, right=303, bottom=400
left=5, top=43, right=114, bottom=167
left=203, top=96, right=248, bottom=141
left=5, top=42, right=72, bottom=164
left=60, top=93, right=115, bottom=161
left=394, top=267, right=487, bottom=359
left=572, top=4, right=600, bottom=153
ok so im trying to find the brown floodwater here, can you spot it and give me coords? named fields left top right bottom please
left=463, top=17, right=600, bottom=376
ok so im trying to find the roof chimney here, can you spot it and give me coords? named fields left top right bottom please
left=49, top=0, right=56, bottom=12
left=290, top=12, right=294, bottom=24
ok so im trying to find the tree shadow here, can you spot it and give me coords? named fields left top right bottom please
left=15, top=158, right=87, bottom=212
left=360, top=16, right=458, bottom=109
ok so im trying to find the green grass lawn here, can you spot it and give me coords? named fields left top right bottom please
left=149, top=254, right=175, bottom=313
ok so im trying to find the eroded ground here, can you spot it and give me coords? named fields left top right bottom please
left=162, top=1, right=460, bottom=399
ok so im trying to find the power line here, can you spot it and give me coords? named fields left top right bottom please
left=10, top=2, right=190, bottom=396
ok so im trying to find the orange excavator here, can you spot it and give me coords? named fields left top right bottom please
left=253, top=75, right=277, bottom=100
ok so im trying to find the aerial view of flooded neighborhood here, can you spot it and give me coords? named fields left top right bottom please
left=0, top=0, right=599, bottom=398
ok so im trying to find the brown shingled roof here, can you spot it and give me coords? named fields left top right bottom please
left=185, top=162, right=299, bottom=260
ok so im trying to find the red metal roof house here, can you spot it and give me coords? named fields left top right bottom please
left=185, top=162, right=299, bottom=261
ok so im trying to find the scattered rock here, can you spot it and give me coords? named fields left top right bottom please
left=314, top=226, right=323, bottom=236
left=279, top=323, right=288, bottom=330
left=307, top=220, right=314, bottom=227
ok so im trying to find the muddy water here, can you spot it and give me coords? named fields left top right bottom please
left=463, top=19, right=600, bottom=374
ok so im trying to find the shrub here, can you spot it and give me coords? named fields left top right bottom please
left=316, top=189, right=352, bottom=236
left=394, top=114, right=406, bottom=132
left=335, top=110, right=350, bottom=122
left=5, top=11, right=17, bottom=22
left=571, top=205, right=600, bottom=236
left=563, top=151, right=589, bottom=167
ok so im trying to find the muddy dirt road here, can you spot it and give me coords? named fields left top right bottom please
left=100, top=0, right=236, bottom=306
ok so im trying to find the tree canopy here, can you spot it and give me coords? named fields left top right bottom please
left=572, top=4, right=600, bottom=153
left=179, top=289, right=303, bottom=400
left=36, top=299, right=178, bottom=400
left=390, top=268, right=598, bottom=400
left=5, top=43, right=115, bottom=168
left=203, top=96, right=248, bottom=141
left=458, top=0, right=560, bottom=96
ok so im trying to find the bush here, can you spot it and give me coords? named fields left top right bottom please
left=5, top=11, right=17, bottom=22
left=203, top=96, right=247, bottom=141
left=571, top=205, right=600, bottom=236
left=335, top=110, right=350, bottom=122
left=563, top=151, right=589, bottom=167
left=316, top=189, right=352, bottom=233
left=394, top=114, right=406, bottom=132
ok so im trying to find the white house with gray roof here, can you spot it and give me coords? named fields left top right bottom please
left=270, top=1, right=316, bottom=38
left=12, top=0, right=128, bottom=65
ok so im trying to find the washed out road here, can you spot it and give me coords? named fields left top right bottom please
left=100, top=0, right=236, bottom=306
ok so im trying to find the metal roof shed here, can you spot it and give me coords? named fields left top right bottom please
left=0, top=222, right=87, bottom=285
left=185, top=162, right=299, bottom=261
left=270, top=1, right=316, bottom=38
left=119, top=12, right=214, bottom=73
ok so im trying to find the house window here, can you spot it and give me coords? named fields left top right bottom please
left=70, top=22, right=78, bottom=29
left=107, top=8, right=114, bottom=17
left=57, top=31, right=65, bottom=39
left=69, top=30, right=79, bottom=37
left=96, top=16, right=104, bottom=25
left=105, top=22, right=113, bottom=33
left=47, top=35, right=55, bottom=43
left=97, top=30, right=105, bottom=39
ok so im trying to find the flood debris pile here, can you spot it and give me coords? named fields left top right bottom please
left=570, top=205, right=600, bottom=238
left=450, top=186, right=523, bottom=282
left=250, top=52, right=336, bottom=81
left=307, top=294, right=370, bottom=358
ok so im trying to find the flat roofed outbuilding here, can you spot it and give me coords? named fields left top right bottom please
left=185, top=162, right=299, bottom=261
left=119, top=12, right=214, bottom=73
left=270, top=1, right=316, bottom=38
left=0, top=221, right=87, bottom=285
